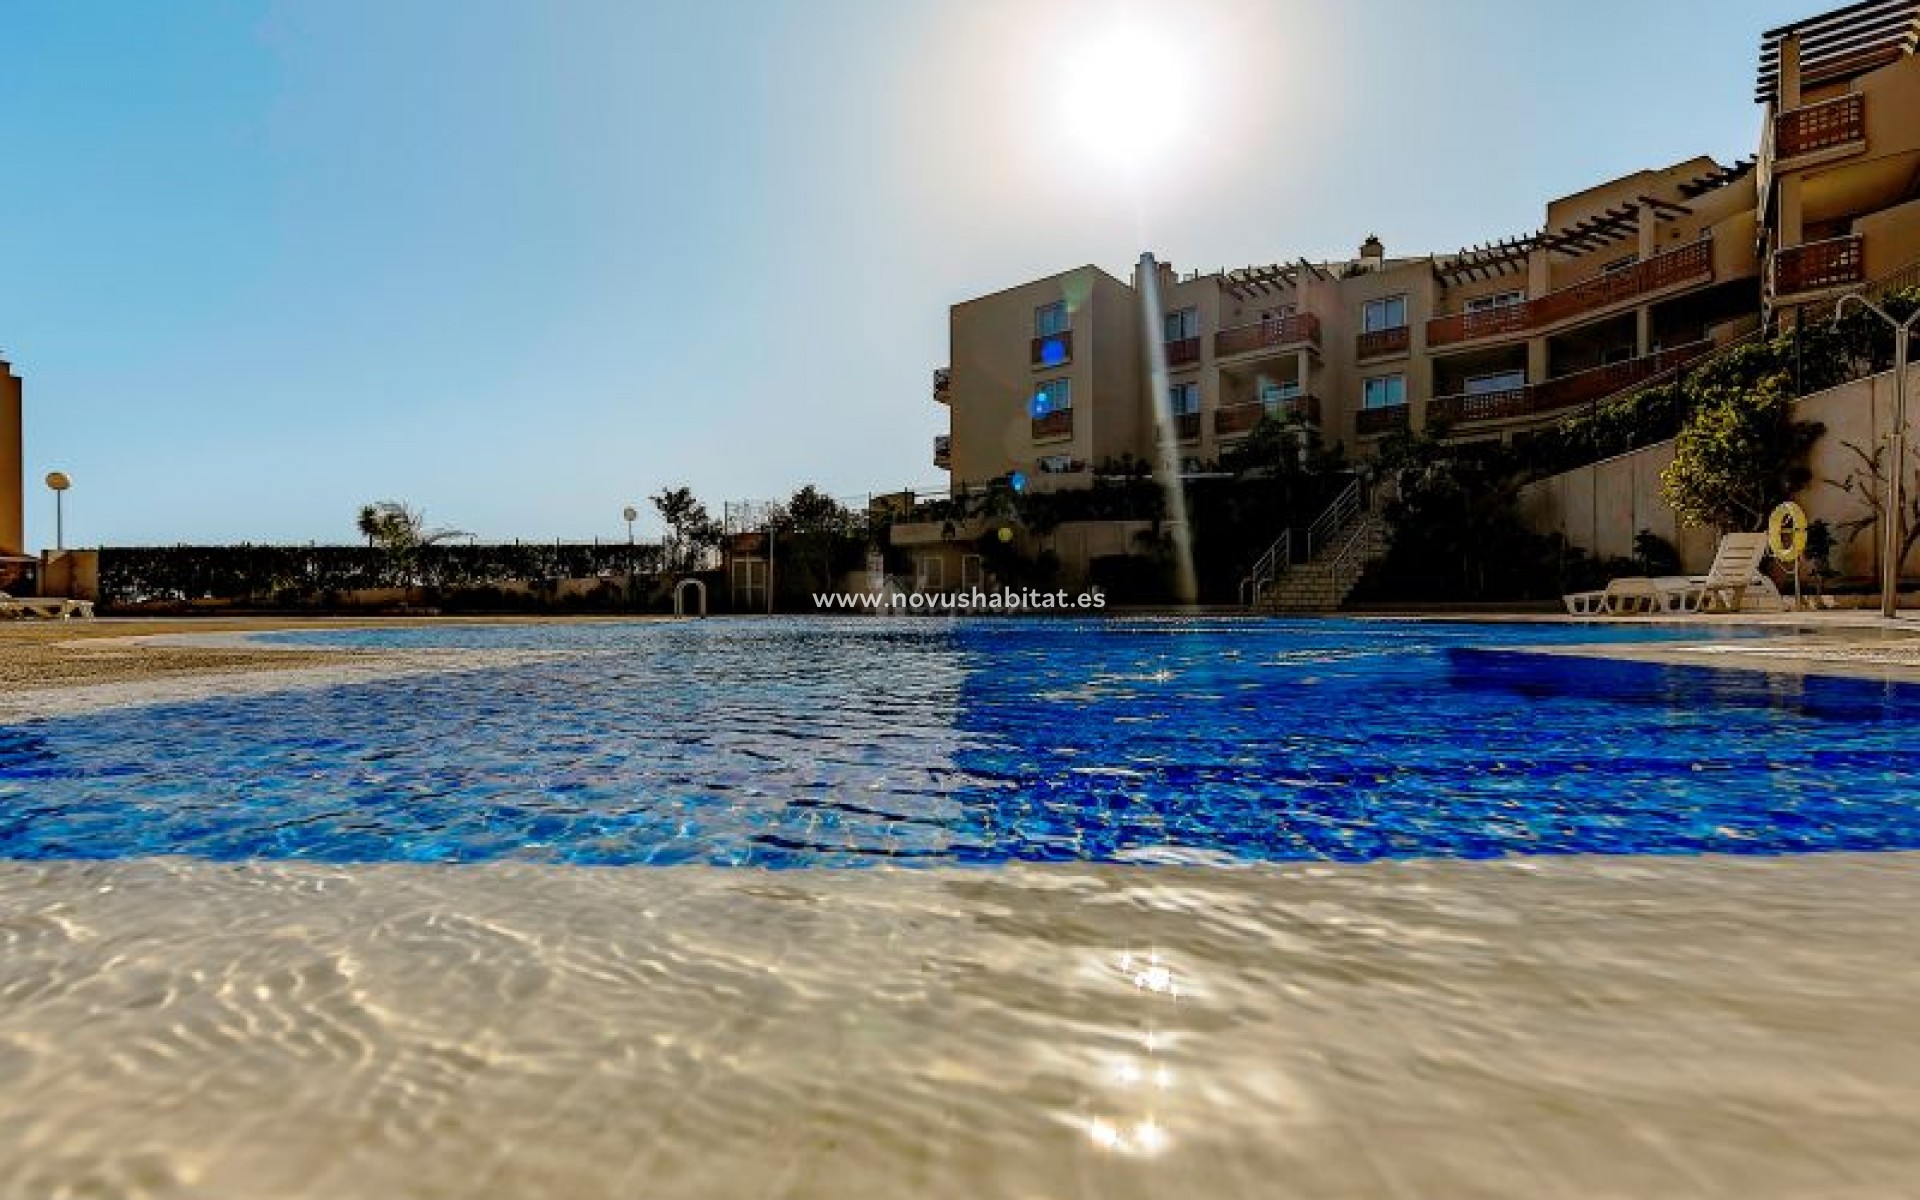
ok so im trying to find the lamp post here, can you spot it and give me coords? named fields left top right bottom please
left=1833, top=295, right=1919, bottom=619
left=44, top=471, right=70, bottom=552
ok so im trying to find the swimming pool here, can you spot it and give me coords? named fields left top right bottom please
left=3, top=618, right=1917, bottom=866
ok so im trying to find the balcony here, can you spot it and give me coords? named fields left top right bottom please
left=1356, top=404, right=1409, bottom=436
left=1774, top=93, right=1865, bottom=161
left=1032, top=409, right=1074, bottom=439
left=1356, top=326, right=1410, bottom=358
left=933, top=434, right=951, bottom=470
left=1427, top=241, right=1714, bottom=347
left=933, top=367, right=952, bottom=404
left=1031, top=329, right=1072, bottom=367
left=1166, top=336, right=1201, bottom=367
left=1214, top=312, right=1321, bottom=359
left=1773, top=234, right=1865, bottom=297
left=1427, top=341, right=1714, bottom=427
left=1175, top=412, right=1201, bottom=441
left=1428, top=387, right=1532, bottom=425
left=1215, top=395, right=1320, bottom=436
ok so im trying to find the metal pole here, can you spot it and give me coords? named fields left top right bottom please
left=55, top=491, right=63, bottom=552
left=1890, top=325, right=1911, bottom=618
left=1833, top=296, right=1919, bottom=619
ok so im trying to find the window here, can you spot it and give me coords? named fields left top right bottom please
left=1164, top=307, right=1199, bottom=341
left=1362, top=294, right=1407, bottom=332
left=1362, top=374, right=1406, bottom=409
left=1464, top=291, right=1524, bottom=314
left=1035, top=301, right=1069, bottom=337
left=1170, top=381, right=1200, bottom=415
left=1031, top=378, right=1071, bottom=416
left=1465, top=370, right=1525, bottom=394
left=915, top=555, right=945, bottom=591
left=960, top=555, right=984, bottom=589
left=1602, top=345, right=1635, bottom=365
left=1039, top=454, right=1078, bottom=473
left=1259, top=378, right=1302, bottom=405
left=1260, top=304, right=1297, bottom=321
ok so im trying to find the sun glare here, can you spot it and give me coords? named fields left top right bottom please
left=1059, top=21, right=1193, bottom=173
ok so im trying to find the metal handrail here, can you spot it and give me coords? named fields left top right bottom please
left=1304, top=477, right=1362, bottom=558
left=1320, top=511, right=1379, bottom=597
left=1239, top=528, right=1290, bottom=608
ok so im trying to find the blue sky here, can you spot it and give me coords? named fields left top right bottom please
left=3, top=0, right=1817, bottom=547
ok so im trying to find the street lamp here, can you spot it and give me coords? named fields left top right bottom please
left=44, top=471, right=70, bottom=551
left=622, top=505, right=638, bottom=545
left=1833, top=295, right=1919, bottom=619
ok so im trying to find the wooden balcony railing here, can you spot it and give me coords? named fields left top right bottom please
left=1214, top=395, right=1320, bottom=435
left=1774, top=93, right=1865, bottom=160
left=1214, top=312, right=1321, bottom=358
left=1425, top=302, right=1528, bottom=348
left=933, top=367, right=952, bottom=403
left=1428, top=387, right=1532, bottom=425
left=1174, top=412, right=1201, bottom=440
left=1166, top=336, right=1201, bottom=366
left=1031, top=409, right=1073, bottom=439
left=1031, top=329, right=1072, bottom=367
left=1426, top=341, right=1715, bottom=427
left=1528, top=341, right=1713, bottom=412
left=932, top=434, right=951, bottom=468
left=1356, top=326, right=1410, bottom=358
left=1356, top=404, right=1409, bottom=435
left=1426, top=241, right=1714, bottom=347
left=1774, top=235, right=1865, bottom=296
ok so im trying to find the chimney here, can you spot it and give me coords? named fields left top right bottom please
left=1359, top=234, right=1385, bottom=271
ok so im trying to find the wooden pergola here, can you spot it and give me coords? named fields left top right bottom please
left=1755, top=0, right=1920, bottom=103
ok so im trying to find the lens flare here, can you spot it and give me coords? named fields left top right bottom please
left=1059, top=21, right=1192, bottom=171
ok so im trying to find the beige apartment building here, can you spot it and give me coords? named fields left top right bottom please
left=927, top=0, right=1920, bottom=493
left=1761, top=0, right=1920, bottom=314
left=1, top=359, right=23, bottom=563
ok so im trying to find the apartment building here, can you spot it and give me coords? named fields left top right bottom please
left=1760, top=0, right=1920, bottom=314
left=926, top=0, right=1920, bottom=491
left=1, top=359, right=22, bottom=561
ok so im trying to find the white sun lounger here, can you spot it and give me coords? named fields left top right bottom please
left=0, top=592, right=95, bottom=620
left=1564, top=532, right=1774, bottom=617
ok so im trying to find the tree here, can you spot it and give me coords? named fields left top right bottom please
left=352, top=500, right=470, bottom=588
left=1823, top=438, right=1920, bottom=581
left=1660, top=377, right=1822, bottom=532
left=352, top=501, right=469, bottom=552
left=651, top=486, right=722, bottom=573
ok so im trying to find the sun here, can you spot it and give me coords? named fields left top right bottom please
left=1058, top=20, right=1194, bottom=173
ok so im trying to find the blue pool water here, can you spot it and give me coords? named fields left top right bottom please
left=3, top=618, right=1918, bottom=866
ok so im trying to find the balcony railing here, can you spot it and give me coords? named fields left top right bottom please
left=1530, top=341, right=1713, bottom=411
left=933, top=367, right=952, bottom=404
left=1356, top=404, right=1409, bottom=435
left=1426, top=241, right=1714, bottom=347
left=1166, top=336, right=1201, bottom=366
left=1215, top=395, right=1320, bottom=435
left=1174, top=412, right=1201, bottom=440
left=1356, top=326, right=1410, bottom=358
left=1032, top=409, right=1073, bottom=439
left=1214, top=312, right=1321, bottom=358
left=1774, top=93, right=1865, bottom=160
left=933, top=434, right=951, bottom=469
left=1774, top=235, right=1865, bottom=296
left=1031, top=330, right=1072, bottom=367
left=1427, top=340, right=1715, bottom=427
left=1428, top=387, right=1532, bottom=425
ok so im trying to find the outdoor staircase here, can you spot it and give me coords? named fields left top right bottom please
left=1241, top=479, right=1392, bottom=614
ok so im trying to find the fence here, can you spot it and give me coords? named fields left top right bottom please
left=100, top=541, right=667, bottom=607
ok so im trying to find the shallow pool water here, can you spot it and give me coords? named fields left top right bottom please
left=3, top=618, right=1917, bottom=866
